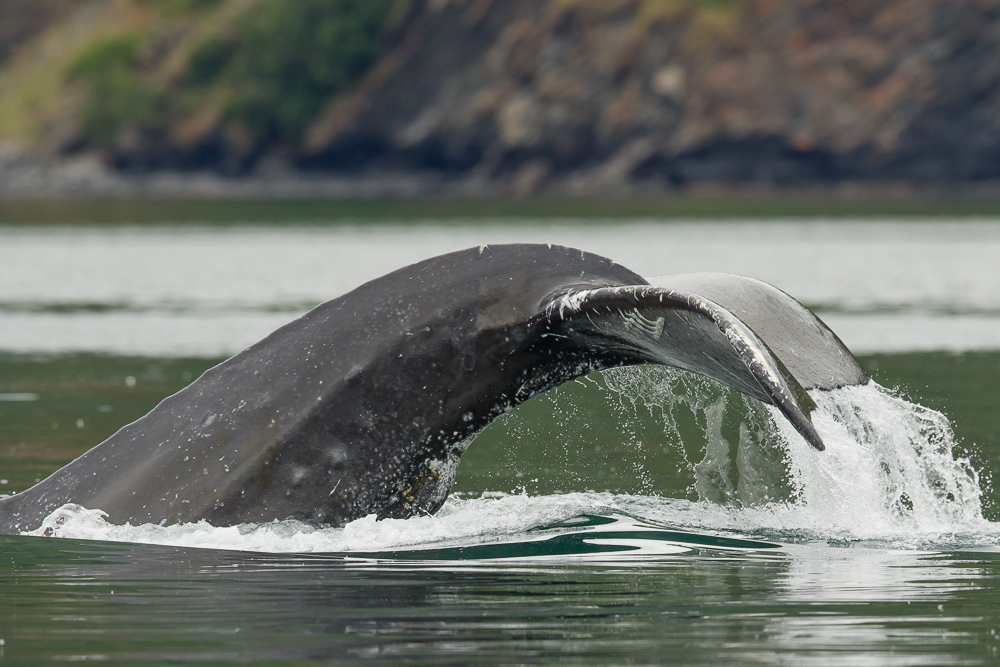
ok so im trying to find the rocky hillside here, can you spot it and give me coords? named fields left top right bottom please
left=3, top=0, right=1000, bottom=195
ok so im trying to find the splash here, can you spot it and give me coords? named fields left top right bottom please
left=25, top=370, right=1000, bottom=553
left=27, top=492, right=628, bottom=554
left=602, top=367, right=796, bottom=506
left=760, top=383, right=988, bottom=541
left=605, top=367, right=995, bottom=545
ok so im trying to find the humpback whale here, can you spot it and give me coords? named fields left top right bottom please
left=0, top=244, right=866, bottom=534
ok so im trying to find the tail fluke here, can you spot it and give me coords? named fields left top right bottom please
left=648, top=273, right=868, bottom=391
left=546, top=277, right=868, bottom=451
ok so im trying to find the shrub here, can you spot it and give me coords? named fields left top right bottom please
left=68, top=1, right=397, bottom=150
left=69, top=35, right=143, bottom=79
left=68, top=35, right=164, bottom=143
left=210, top=0, right=396, bottom=142
left=185, top=37, right=235, bottom=86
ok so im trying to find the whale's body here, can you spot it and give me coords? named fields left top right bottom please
left=0, top=244, right=865, bottom=534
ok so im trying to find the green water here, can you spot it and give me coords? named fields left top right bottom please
left=4, top=532, right=1000, bottom=665
left=2, top=216, right=1000, bottom=664
left=3, top=352, right=997, bottom=517
left=2, top=351, right=1000, bottom=664
left=6, top=196, right=1000, bottom=224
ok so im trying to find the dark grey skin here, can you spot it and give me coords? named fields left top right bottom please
left=0, top=244, right=867, bottom=534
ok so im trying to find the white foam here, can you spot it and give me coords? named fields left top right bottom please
left=24, top=378, right=1000, bottom=554
left=26, top=492, right=622, bottom=554
left=749, top=383, right=993, bottom=544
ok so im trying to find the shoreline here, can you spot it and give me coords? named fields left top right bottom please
left=5, top=184, right=1000, bottom=224
left=6, top=147, right=1000, bottom=223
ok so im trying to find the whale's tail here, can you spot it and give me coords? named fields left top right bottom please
left=546, top=274, right=868, bottom=451
left=0, top=245, right=871, bottom=534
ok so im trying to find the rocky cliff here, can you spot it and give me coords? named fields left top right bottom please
left=3, top=0, right=1000, bottom=195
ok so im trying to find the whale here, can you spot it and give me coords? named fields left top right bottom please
left=0, top=244, right=867, bottom=534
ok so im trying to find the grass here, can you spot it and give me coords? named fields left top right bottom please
left=59, top=0, right=398, bottom=149
left=0, top=0, right=152, bottom=145
left=0, top=0, right=398, bottom=151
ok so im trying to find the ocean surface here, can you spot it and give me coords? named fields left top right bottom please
left=2, top=218, right=1000, bottom=664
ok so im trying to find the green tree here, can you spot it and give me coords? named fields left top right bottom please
left=223, top=0, right=395, bottom=142
left=69, top=35, right=163, bottom=143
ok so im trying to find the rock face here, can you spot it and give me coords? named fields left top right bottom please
left=300, top=0, right=1000, bottom=192
left=5, top=0, right=1000, bottom=194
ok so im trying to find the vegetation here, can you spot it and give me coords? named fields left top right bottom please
left=220, top=0, right=395, bottom=141
left=4, top=0, right=739, bottom=157
left=63, top=0, right=397, bottom=149
left=68, top=35, right=163, bottom=143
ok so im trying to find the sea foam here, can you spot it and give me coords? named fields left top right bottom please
left=26, top=373, right=1000, bottom=554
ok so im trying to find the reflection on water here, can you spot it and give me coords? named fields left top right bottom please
left=3, top=218, right=1000, bottom=664
left=2, top=532, right=998, bottom=665
left=777, top=545, right=981, bottom=603
left=764, top=548, right=991, bottom=667
left=4, top=357, right=999, bottom=663
left=1, top=220, right=1000, bottom=356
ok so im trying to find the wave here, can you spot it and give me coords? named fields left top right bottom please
left=25, top=375, right=1000, bottom=556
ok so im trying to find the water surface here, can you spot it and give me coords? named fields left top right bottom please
left=2, top=218, right=999, bottom=664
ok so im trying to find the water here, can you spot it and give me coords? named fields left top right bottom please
left=2, top=217, right=1000, bottom=664
left=2, top=219, right=999, bottom=356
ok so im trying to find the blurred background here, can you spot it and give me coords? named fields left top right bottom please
left=3, top=0, right=1000, bottom=198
